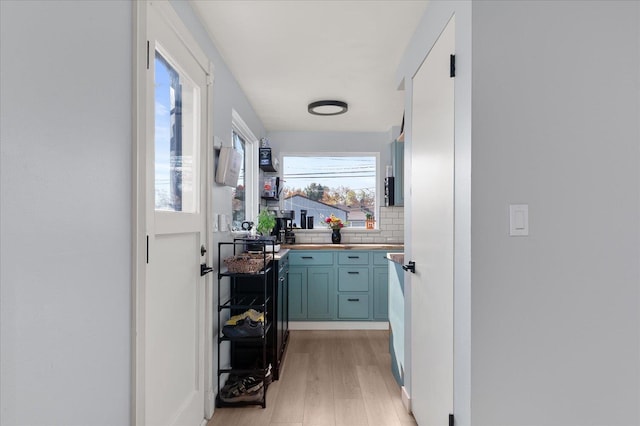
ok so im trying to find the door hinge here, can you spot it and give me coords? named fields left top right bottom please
left=449, top=413, right=454, bottom=426
left=146, top=235, right=149, bottom=264
left=146, top=40, right=150, bottom=70
left=450, top=54, right=456, bottom=78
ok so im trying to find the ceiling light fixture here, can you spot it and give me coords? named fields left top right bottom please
left=308, top=100, right=348, bottom=116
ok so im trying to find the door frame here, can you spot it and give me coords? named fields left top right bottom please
left=132, top=1, right=215, bottom=424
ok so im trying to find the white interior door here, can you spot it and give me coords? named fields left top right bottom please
left=410, top=17, right=455, bottom=426
left=144, top=3, right=209, bottom=425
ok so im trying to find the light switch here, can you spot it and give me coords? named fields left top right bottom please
left=509, top=204, right=529, bottom=236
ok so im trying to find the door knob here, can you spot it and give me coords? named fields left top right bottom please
left=201, top=245, right=207, bottom=256
left=200, top=263, right=213, bottom=276
left=402, top=261, right=416, bottom=273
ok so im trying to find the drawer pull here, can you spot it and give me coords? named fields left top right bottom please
left=347, top=298, right=360, bottom=302
left=348, top=256, right=360, bottom=259
left=347, top=271, right=359, bottom=274
left=301, top=256, right=313, bottom=259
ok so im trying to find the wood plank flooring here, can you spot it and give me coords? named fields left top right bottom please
left=208, top=330, right=416, bottom=426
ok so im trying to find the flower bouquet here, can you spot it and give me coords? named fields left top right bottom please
left=324, top=214, right=344, bottom=230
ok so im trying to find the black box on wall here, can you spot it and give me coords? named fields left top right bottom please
left=259, top=148, right=277, bottom=172
left=385, top=177, right=395, bottom=206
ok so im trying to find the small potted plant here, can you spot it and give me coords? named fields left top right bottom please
left=365, top=213, right=375, bottom=230
left=256, top=209, right=276, bottom=237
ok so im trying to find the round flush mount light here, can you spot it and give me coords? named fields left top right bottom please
left=308, top=100, right=348, bottom=116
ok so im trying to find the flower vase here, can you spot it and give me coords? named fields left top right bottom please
left=331, top=229, right=341, bottom=244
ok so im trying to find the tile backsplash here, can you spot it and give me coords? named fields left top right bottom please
left=293, top=206, right=404, bottom=244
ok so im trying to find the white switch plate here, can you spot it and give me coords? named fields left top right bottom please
left=509, top=204, right=529, bottom=236
left=212, top=214, right=219, bottom=232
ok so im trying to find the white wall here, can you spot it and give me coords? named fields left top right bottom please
left=0, top=1, right=132, bottom=425
left=168, top=1, right=267, bottom=414
left=399, top=1, right=639, bottom=425
left=470, top=2, right=639, bottom=425
left=0, top=0, right=268, bottom=423
left=170, top=0, right=266, bottom=237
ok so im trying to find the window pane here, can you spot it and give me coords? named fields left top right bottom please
left=154, top=51, right=199, bottom=212
left=231, top=131, right=246, bottom=228
left=282, top=156, right=376, bottom=228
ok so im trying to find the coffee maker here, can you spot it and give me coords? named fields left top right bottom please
left=272, top=210, right=295, bottom=244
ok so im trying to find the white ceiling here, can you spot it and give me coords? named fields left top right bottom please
left=190, top=0, right=429, bottom=133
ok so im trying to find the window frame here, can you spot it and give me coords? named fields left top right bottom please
left=231, top=109, right=258, bottom=227
left=279, top=152, right=381, bottom=230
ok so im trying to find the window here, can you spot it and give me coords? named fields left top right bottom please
left=282, top=155, right=378, bottom=229
left=231, top=130, right=246, bottom=226
left=154, top=51, right=200, bottom=212
left=231, top=111, right=257, bottom=230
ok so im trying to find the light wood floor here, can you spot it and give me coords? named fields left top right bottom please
left=208, top=329, right=416, bottom=426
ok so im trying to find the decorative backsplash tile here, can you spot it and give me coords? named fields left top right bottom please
left=294, top=206, right=404, bottom=244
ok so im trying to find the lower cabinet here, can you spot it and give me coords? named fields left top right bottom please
left=288, top=266, right=335, bottom=319
left=338, top=294, right=370, bottom=319
left=289, top=250, right=394, bottom=321
left=373, top=267, right=389, bottom=320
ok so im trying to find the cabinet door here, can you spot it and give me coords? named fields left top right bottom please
left=373, top=267, right=389, bottom=320
left=288, top=266, right=307, bottom=320
left=306, top=266, right=335, bottom=319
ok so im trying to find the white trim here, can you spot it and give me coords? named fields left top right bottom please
left=132, top=1, right=148, bottom=424
left=149, top=0, right=208, bottom=73
left=231, top=109, right=259, bottom=223
left=289, top=321, right=389, bottom=330
left=402, top=386, right=411, bottom=413
left=203, top=59, right=216, bottom=422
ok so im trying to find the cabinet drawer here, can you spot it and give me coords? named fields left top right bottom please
left=338, top=294, right=369, bottom=319
left=338, top=268, right=369, bottom=292
left=337, top=252, right=369, bottom=265
left=373, top=251, right=394, bottom=265
left=289, top=251, right=333, bottom=266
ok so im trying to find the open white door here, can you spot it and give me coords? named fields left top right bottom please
left=141, top=2, right=211, bottom=425
left=409, top=16, right=455, bottom=426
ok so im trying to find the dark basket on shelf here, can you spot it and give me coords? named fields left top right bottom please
left=223, top=253, right=273, bottom=274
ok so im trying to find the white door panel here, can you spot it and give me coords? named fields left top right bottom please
left=144, top=2, right=209, bottom=425
left=410, top=16, right=455, bottom=426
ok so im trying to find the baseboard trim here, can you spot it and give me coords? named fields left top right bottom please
left=401, top=386, right=411, bottom=413
left=205, top=389, right=215, bottom=420
left=289, top=321, right=389, bottom=330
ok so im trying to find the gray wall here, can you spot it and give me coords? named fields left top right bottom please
left=168, top=2, right=267, bottom=412
left=400, top=1, right=639, bottom=425
left=0, top=1, right=267, bottom=424
left=1, top=1, right=132, bottom=424
left=470, top=2, right=639, bottom=425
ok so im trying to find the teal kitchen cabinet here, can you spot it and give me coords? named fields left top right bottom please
left=306, top=267, right=336, bottom=319
left=289, top=249, right=394, bottom=321
left=288, top=252, right=336, bottom=320
left=288, top=266, right=307, bottom=320
left=373, top=267, right=389, bottom=320
left=337, top=294, right=370, bottom=319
